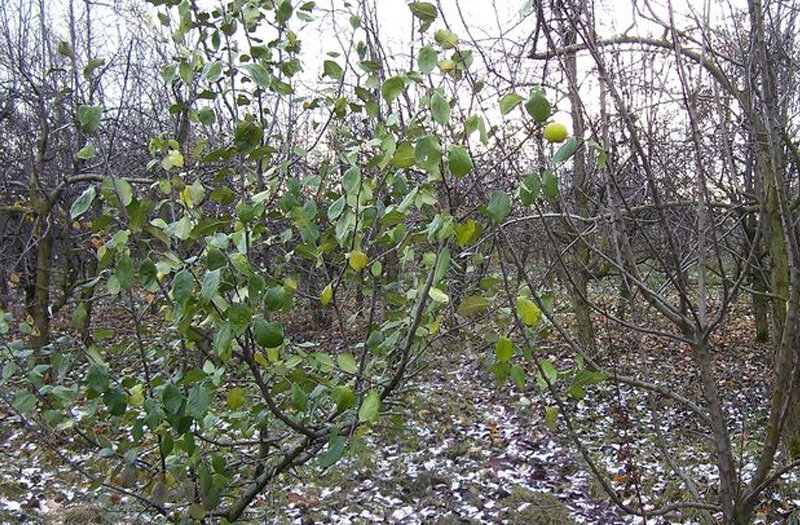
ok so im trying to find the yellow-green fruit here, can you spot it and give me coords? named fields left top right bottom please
left=348, top=250, right=368, bottom=272
left=543, top=122, right=569, bottom=143
left=525, top=91, right=551, bottom=123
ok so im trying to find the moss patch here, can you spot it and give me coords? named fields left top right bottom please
left=500, top=486, right=575, bottom=525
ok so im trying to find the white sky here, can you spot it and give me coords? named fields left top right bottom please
left=20, top=0, right=744, bottom=141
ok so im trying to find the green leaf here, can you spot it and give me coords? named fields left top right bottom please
left=83, top=58, right=105, bottom=79
left=337, top=353, right=358, bottom=374
left=495, top=337, right=513, bottom=363
left=264, top=286, right=287, bottom=311
left=320, top=283, right=333, bottom=306
left=418, top=46, right=438, bottom=73
left=391, top=141, right=416, bottom=168
left=116, top=255, right=134, bottom=290
left=234, top=120, right=264, bottom=153
left=448, top=145, right=473, bottom=177
left=117, top=178, right=134, bottom=207
left=203, top=61, right=223, bottom=82
left=457, top=295, right=489, bottom=316
left=539, top=359, right=558, bottom=384
left=13, top=391, right=37, bottom=414
left=428, top=287, right=449, bottom=303
left=568, top=383, right=585, bottom=399
left=342, top=166, right=361, bottom=195
left=510, top=365, right=527, bottom=390
left=332, top=386, right=356, bottom=412
left=103, top=387, right=127, bottom=416
left=323, top=60, right=343, bottom=80
left=201, top=269, right=221, bottom=300
left=381, top=75, right=405, bottom=104
left=499, top=93, right=524, bottom=115
left=434, top=29, right=459, bottom=49
left=408, top=2, right=438, bottom=29
left=226, top=303, right=252, bottom=334
left=103, top=177, right=133, bottom=207
left=544, top=405, right=558, bottom=430
left=172, top=270, right=194, bottom=305
left=226, top=388, right=245, bottom=410
left=433, top=247, right=450, bottom=284
left=253, top=318, right=284, bottom=348
left=186, top=385, right=210, bottom=419
left=525, top=89, right=551, bottom=123
left=162, top=383, right=184, bottom=416
left=276, top=0, right=293, bottom=24
left=197, top=107, right=215, bottom=125
left=70, top=186, right=96, bottom=219
left=553, top=137, right=579, bottom=164
left=518, top=173, right=541, bottom=205
left=327, top=195, right=346, bottom=221
left=487, top=190, right=511, bottom=224
left=165, top=216, right=192, bottom=241
left=86, top=363, right=110, bottom=393
left=71, top=303, right=88, bottom=331
left=358, top=391, right=381, bottom=422
left=179, top=61, right=193, bottom=84
left=188, top=504, right=205, bottom=521
left=77, top=104, right=103, bottom=134
left=57, top=40, right=73, bottom=58
left=542, top=171, right=559, bottom=200
left=414, top=135, right=442, bottom=176
left=430, top=92, right=450, bottom=124
left=245, top=63, right=271, bottom=89
left=349, top=250, right=368, bottom=272
left=291, top=383, right=308, bottom=411
left=319, top=434, right=347, bottom=468
left=77, top=143, right=96, bottom=160
left=270, top=76, right=294, bottom=95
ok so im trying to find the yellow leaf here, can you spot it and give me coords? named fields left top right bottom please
left=284, top=277, right=298, bottom=293
left=254, top=352, right=268, bottom=367
left=161, top=149, right=184, bottom=170
left=516, top=296, right=541, bottom=326
left=430, top=314, right=443, bottom=334
left=320, top=283, right=333, bottom=306
left=129, top=384, right=144, bottom=407
left=428, top=287, right=449, bottom=303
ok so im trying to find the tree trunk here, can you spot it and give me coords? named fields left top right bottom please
left=561, top=13, right=597, bottom=354
left=30, top=195, right=54, bottom=356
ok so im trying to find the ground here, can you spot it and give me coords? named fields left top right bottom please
left=1, top=302, right=799, bottom=524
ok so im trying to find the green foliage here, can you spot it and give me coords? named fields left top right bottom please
left=409, top=2, right=438, bottom=32
left=434, top=29, right=459, bottom=49
left=553, top=137, right=579, bottom=164
left=418, top=45, right=438, bottom=73
left=525, top=87, right=551, bottom=123
left=488, top=190, right=511, bottom=224
left=500, top=92, right=524, bottom=115
left=382, top=75, right=406, bottom=103
left=0, top=1, right=614, bottom=520
left=430, top=91, right=451, bottom=124
left=448, top=145, right=473, bottom=177
left=77, top=104, right=103, bottom=134
left=70, top=186, right=96, bottom=219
